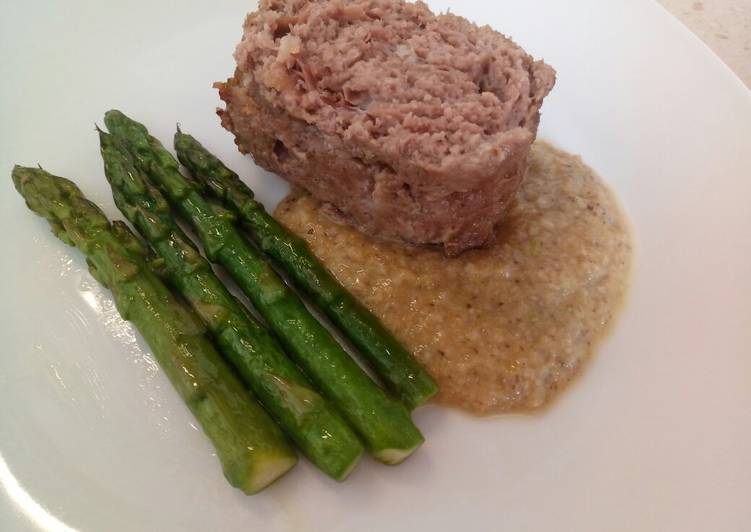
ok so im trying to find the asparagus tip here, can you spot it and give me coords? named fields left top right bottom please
left=10, top=165, right=37, bottom=190
left=333, top=455, right=361, bottom=482
left=11, top=165, right=23, bottom=189
left=103, top=109, right=127, bottom=132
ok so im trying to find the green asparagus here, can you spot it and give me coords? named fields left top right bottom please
left=104, top=110, right=424, bottom=464
left=174, top=129, right=439, bottom=409
left=99, top=130, right=363, bottom=480
left=12, top=165, right=296, bottom=494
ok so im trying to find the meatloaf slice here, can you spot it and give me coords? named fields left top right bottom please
left=217, top=0, right=556, bottom=255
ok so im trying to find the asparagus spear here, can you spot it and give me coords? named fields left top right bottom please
left=99, top=130, right=363, bottom=480
left=104, top=110, right=424, bottom=464
left=12, top=166, right=296, bottom=494
left=173, top=129, right=439, bottom=409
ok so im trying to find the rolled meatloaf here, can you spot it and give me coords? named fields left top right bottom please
left=217, top=0, right=556, bottom=255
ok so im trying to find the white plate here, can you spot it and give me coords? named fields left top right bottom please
left=1, top=1, right=750, bottom=530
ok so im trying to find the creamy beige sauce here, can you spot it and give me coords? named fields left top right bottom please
left=275, top=142, right=632, bottom=414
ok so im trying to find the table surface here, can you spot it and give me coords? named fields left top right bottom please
left=658, top=0, right=750, bottom=87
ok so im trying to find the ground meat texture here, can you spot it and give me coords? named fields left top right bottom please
left=217, top=0, right=556, bottom=255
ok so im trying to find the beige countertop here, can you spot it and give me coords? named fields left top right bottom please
left=658, top=0, right=750, bottom=87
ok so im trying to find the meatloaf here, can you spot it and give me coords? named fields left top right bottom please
left=217, top=0, right=556, bottom=255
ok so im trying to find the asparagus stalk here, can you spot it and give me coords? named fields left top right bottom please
left=173, top=129, right=439, bottom=409
left=104, top=110, right=424, bottom=464
left=12, top=166, right=296, bottom=494
left=98, top=130, right=363, bottom=480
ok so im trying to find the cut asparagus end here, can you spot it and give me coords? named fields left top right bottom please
left=313, top=437, right=363, bottom=481
left=373, top=441, right=424, bottom=466
left=331, top=451, right=362, bottom=482
left=402, top=378, right=440, bottom=410
left=239, top=453, right=298, bottom=495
